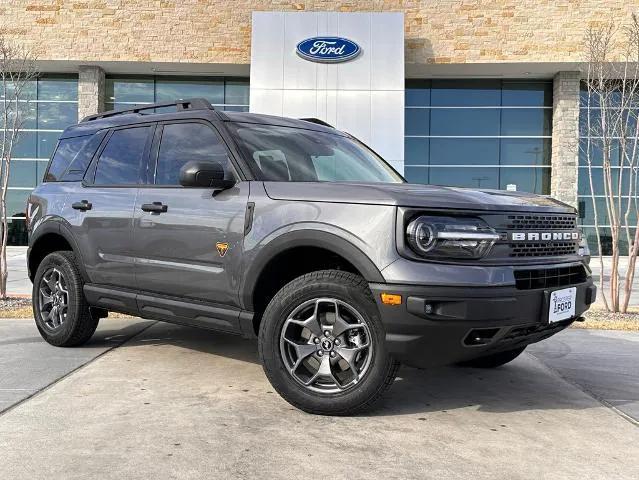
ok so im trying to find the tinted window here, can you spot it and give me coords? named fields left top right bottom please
left=431, top=80, right=501, bottom=106
left=94, top=127, right=150, bottom=185
left=430, top=138, right=498, bottom=165
left=155, top=123, right=231, bottom=185
left=430, top=109, right=500, bottom=136
left=405, top=137, right=429, bottom=166
left=405, top=108, right=429, bottom=136
left=429, top=167, right=499, bottom=189
left=62, top=132, right=106, bottom=181
left=404, top=79, right=552, bottom=194
left=45, top=135, right=91, bottom=182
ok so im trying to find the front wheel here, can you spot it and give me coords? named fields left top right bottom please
left=258, top=270, right=399, bottom=416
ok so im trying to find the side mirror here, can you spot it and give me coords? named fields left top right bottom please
left=179, top=160, right=235, bottom=189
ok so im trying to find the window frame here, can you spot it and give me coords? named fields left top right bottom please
left=83, top=123, right=156, bottom=187
left=403, top=79, right=553, bottom=195
left=146, top=119, right=240, bottom=188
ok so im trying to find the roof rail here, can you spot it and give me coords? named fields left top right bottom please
left=299, top=117, right=334, bottom=128
left=81, top=98, right=215, bottom=122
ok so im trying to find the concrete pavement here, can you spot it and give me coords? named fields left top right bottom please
left=0, top=318, right=153, bottom=412
left=529, top=328, right=639, bottom=422
left=4, top=246, right=31, bottom=297
left=0, top=319, right=637, bottom=479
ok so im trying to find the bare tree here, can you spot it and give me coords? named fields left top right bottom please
left=0, top=33, right=38, bottom=299
left=582, top=15, right=639, bottom=313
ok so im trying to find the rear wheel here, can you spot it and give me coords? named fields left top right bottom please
left=32, top=251, right=99, bottom=347
left=258, top=270, right=399, bottom=415
left=459, top=347, right=526, bottom=368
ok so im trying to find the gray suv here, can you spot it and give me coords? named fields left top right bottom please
left=27, top=98, right=596, bottom=415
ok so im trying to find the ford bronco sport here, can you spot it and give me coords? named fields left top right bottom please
left=27, top=98, right=596, bottom=415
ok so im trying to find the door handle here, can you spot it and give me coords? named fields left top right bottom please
left=71, top=200, right=92, bottom=211
left=141, top=202, right=168, bottom=213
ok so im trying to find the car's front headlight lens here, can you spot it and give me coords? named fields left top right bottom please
left=406, top=215, right=500, bottom=259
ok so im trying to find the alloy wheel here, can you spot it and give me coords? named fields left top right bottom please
left=38, top=267, right=69, bottom=330
left=279, top=297, right=373, bottom=394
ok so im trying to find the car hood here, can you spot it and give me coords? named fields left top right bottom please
left=263, top=182, right=575, bottom=213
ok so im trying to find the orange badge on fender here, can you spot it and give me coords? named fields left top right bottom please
left=216, top=242, right=229, bottom=257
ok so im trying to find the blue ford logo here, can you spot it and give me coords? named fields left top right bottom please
left=296, top=37, right=361, bottom=63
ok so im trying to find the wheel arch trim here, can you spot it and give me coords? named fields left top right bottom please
left=28, top=219, right=89, bottom=282
left=240, top=229, right=385, bottom=311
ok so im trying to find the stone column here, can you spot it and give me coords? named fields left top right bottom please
left=550, top=71, right=581, bottom=207
left=78, top=65, right=105, bottom=120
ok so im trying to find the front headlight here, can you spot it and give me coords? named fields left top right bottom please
left=406, top=215, right=499, bottom=259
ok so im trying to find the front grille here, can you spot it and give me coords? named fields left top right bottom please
left=514, top=264, right=588, bottom=290
left=506, top=215, right=577, bottom=230
left=509, top=241, right=579, bottom=258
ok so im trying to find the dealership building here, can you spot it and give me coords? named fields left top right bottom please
left=3, top=1, right=635, bottom=252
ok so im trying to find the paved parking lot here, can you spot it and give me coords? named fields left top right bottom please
left=0, top=318, right=637, bottom=479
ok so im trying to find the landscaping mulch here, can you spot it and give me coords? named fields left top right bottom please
left=0, top=297, right=32, bottom=316
left=573, top=306, right=639, bottom=331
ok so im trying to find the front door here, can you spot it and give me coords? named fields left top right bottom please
left=132, top=121, right=248, bottom=307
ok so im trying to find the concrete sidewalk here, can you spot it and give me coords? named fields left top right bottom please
left=0, top=320, right=637, bottom=480
left=0, top=318, right=153, bottom=413
left=4, top=246, right=31, bottom=297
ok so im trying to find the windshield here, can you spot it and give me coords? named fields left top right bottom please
left=229, top=123, right=404, bottom=183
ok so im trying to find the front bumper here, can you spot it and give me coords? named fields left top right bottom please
left=369, top=277, right=596, bottom=368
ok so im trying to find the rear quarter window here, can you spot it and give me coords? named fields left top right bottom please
left=44, top=133, right=102, bottom=182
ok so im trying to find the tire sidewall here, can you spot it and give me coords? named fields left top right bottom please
left=32, top=252, right=83, bottom=344
left=259, top=272, right=393, bottom=414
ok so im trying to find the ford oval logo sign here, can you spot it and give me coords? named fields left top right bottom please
left=296, top=37, right=361, bottom=63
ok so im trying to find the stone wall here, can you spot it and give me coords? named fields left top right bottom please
left=0, top=1, right=636, bottom=65
left=551, top=71, right=581, bottom=207
left=78, top=65, right=105, bottom=118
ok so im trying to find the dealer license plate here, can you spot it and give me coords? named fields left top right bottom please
left=548, top=287, right=576, bottom=323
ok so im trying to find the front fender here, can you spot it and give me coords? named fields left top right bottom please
left=239, top=229, right=385, bottom=310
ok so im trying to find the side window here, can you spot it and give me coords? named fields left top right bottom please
left=155, top=123, right=232, bottom=185
left=44, top=135, right=92, bottom=182
left=94, top=126, right=151, bottom=185
left=60, top=131, right=106, bottom=182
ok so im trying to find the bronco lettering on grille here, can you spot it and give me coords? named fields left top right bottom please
left=510, top=232, right=580, bottom=241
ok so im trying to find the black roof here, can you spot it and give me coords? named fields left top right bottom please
left=222, top=111, right=342, bottom=135
left=60, top=98, right=343, bottom=139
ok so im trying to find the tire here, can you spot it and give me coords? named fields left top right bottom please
left=459, top=346, right=526, bottom=368
left=258, top=270, right=400, bottom=416
left=32, top=251, right=99, bottom=347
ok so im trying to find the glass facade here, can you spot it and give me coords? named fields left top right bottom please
left=578, top=84, right=638, bottom=255
left=105, top=76, right=250, bottom=112
left=404, top=79, right=552, bottom=193
left=4, top=75, right=78, bottom=245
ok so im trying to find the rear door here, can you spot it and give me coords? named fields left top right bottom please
left=132, top=120, right=248, bottom=308
left=68, top=124, right=154, bottom=289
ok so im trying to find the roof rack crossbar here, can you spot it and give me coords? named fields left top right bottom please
left=81, top=98, right=214, bottom=122
left=299, top=118, right=334, bottom=128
